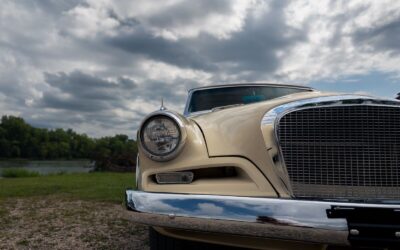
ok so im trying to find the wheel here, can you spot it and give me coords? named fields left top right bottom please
left=149, top=227, right=245, bottom=250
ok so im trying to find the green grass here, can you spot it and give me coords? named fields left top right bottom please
left=0, top=172, right=135, bottom=203
left=1, top=168, right=40, bottom=178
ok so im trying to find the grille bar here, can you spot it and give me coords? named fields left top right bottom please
left=277, top=105, right=400, bottom=200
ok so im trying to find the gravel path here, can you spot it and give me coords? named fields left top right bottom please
left=0, top=196, right=149, bottom=250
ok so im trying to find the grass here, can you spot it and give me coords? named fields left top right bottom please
left=0, top=172, right=135, bottom=203
left=1, top=168, right=40, bottom=178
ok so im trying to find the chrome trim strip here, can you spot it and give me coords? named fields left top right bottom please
left=126, top=191, right=400, bottom=245
left=138, top=110, right=188, bottom=162
left=262, top=95, right=400, bottom=127
left=261, top=95, right=400, bottom=198
left=183, top=89, right=193, bottom=117
left=188, top=83, right=313, bottom=93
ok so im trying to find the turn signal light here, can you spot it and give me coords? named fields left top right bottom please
left=155, top=172, right=194, bottom=184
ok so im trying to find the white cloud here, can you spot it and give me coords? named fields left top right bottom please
left=65, top=0, right=258, bottom=40
left=62, top=4, right=120, bottom=39
left=196, top=203, right=224, bottom=215
left=279, top=0, right=400, bottom=83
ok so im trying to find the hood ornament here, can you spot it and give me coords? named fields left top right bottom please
left=160, top=98, right=167, bottom=111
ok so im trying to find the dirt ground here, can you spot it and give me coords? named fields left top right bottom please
left=0, top=196, right=149, bottom=250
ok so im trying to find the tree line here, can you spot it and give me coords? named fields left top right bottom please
left=0, top=116, right=137, bottom=170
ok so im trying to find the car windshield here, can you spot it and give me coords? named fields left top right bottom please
left=187, top=85, right=310, bottom=114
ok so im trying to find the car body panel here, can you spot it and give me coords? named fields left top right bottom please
left=190, top=91, right=335, bottom=197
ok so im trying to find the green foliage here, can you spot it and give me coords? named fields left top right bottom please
left=0, top=116, right=138, bottom=167
left=1, top=168, right=40, bottom=178
left=92, top=134, right=137, bottom=171
left=0, top=172, right=135, bottom=203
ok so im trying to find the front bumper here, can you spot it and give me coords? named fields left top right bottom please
left=125, top=190, right=400, bottom=246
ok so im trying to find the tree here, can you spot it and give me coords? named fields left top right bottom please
left=0, top=115, right=138, bottom=171
left=0, top=138, right=12, bottom=157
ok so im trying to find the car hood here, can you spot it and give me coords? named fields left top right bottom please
left=189, top=90, right=341, bottom=155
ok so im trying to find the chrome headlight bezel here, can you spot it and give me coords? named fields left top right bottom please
left=138, top=111, right=187, bottom=162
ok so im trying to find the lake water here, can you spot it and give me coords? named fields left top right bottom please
left=0, top=160, right=95, bottom=176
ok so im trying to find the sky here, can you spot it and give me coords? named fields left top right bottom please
left=0, top=0, right=399, bottom=137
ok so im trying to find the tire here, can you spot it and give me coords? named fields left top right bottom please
left=149, top=227, right=246, bottom=250
left=149, top=227, right=184, bottom=250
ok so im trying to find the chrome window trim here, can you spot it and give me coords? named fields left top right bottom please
left=183, top=89, right=193, bottom=117
left=138, top=110, right=187, bottom=162
left=261, top=95, right=400, bottom=198
left=184, top=83, right=314, bottom=116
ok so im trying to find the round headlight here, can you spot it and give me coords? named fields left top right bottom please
left=139, top=113, right=186, bottom=161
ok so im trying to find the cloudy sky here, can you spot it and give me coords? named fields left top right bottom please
left=1, top=0, right=400, bottom=137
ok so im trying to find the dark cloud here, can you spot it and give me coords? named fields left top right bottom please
left=38, top=71, right=136, bottom=112
left=352, top=17, right=400, bottom=54
left=197, top=1, right=304, bottom=78
left=145, top=0, right=233, bottom=28
left=106, top=28, right=217, bottom=71
left=106, top=0, right=302, bottom=80
left=36, top=70, right=189, bottom=119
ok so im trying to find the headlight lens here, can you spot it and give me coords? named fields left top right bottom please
left=140, top=116, right=181, bottom=157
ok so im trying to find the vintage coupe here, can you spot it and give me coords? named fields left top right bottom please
left=126, top=83, right=400, bottom=250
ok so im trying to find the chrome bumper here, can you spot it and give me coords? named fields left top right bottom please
left=125, top=190, right=400, bottom=246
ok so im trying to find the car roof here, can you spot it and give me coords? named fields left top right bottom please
left=188, top=83, right=314, bottom=92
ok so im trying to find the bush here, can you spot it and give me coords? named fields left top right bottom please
left=1, top=168, right=40, bottom=178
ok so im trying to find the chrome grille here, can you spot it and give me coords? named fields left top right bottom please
left=277, top=105, right=400, bottom=200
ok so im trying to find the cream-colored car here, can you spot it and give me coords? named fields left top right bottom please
left=126, top=83, right=400, bottom=250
